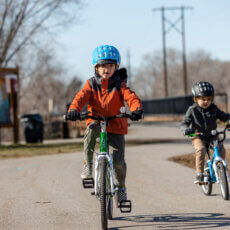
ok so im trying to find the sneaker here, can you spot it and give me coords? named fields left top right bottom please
left=116, top=187, right=127, bottom=203
left=81, top=161, right=93, bottom=179
left=194, top=173, right=204, bottom=184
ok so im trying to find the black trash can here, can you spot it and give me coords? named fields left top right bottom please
left=21, top=113, right=43, bottom=143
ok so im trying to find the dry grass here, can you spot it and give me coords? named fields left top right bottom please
left=0, top=139, right=177, bottom=159
left=169, top=148, right=230, bottom=174
left=0, top=142, right=83, bottom=159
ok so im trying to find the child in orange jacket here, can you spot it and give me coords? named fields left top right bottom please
left=67, top=45, right=143, bottom=202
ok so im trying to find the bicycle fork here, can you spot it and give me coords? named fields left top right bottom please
left=224, top=159, right=230, bottom=183
left=94, top=154, right=114, bottom=198
left=212, top=145, right=229, bottom=183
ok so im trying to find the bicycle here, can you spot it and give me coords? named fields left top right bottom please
left=188, top=126, right=230, bottom=200
left=64, top=107, right=132, bottom=230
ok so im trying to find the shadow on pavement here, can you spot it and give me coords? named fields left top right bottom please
left=110, top=213, right=230, bottom=229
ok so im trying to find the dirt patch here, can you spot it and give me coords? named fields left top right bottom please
left=169, top=148, right=230, bottom=174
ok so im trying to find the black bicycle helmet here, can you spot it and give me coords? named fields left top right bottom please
left=192, top=81, right=214, bottom=97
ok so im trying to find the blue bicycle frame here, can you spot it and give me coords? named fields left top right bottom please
left=188, top=126, right=230, bottom=200
left=207, top=145, right=221, bottom=183
left=204, top=131, right=229, bottom=185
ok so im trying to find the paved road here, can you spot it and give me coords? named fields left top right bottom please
left=0, top=123, right=230, bottom=229
left=40, top=121, right=185, bottom=145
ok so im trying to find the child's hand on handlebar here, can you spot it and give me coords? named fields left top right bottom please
left=67, top=109, right=80, bottom=121
left=131, top=110, right=144, bottom=121
left=225, top=121, right=230, bottom=130
left=183, top=128, right=194, bottom=136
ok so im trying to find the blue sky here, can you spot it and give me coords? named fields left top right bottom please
left=56, top=0, right=230, bottom=81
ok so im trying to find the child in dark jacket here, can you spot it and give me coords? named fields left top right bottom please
left=181, top=81, right=230, bottom=184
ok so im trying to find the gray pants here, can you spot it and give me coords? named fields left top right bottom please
left=84, top=122, right=126, bottom=187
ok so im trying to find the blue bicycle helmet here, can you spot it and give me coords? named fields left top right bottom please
left=92, top=45, right=121, bottom=66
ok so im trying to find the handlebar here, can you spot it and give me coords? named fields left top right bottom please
left=187, top=132, right=201, bottom=137
left=187, top=126, right=229, bottom=143
left=63, top=112, right=133, bottom=122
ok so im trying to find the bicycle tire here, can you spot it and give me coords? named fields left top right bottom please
left=202, top=162, right=212, bottom=195
left=107, top=166, right=113, bottom=220
left=217, top=162, right=229, bottom=200
left=107, top=197, right=113, bottom=220
left=99, top=157, right=108, bottom=229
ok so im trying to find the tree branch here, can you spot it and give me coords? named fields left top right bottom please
left=0, top=0, right=82, bottom=67
left=0, top=0, right=29, bottom=66
left=4, top=3, right=60, bottom=66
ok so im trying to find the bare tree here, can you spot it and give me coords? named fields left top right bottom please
left=132, top=48, right=230, bottom=99
left=187, top=50, right=230, bottom=93
left=19, top=45, right=83, bottom=116
left=0, top=0, right=82, bottom=67
left=65, top=76, right=82, bottom=104
left=132, top=51, right=163, bottom=99
left=19, top=46, right=66, bottom=115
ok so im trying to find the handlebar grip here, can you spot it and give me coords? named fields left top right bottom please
left=187, top=132, right=202, bottom=137
left=187, top=133, right=197, bottom=137
left=63, top=114, right=81, bottom=121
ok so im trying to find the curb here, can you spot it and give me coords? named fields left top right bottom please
left=125, top=138, right=189, bottom=145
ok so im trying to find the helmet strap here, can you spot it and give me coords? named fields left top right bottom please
left=95, top=66, right=98, bottom=75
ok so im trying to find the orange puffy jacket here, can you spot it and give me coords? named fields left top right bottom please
left=69, top=72, right=142, bottom=134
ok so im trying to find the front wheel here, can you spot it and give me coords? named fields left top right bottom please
left=107, top=167, right=113, bottom=220
left=216, top=162, right=229, bottom=200
left=99, top=157, right=108, bottom=229
left=202, top=162, right=212, bottom=196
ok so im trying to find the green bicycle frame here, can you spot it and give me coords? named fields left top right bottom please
left=100, top=131, right=108, bottom=153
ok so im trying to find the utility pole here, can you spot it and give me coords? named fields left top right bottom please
left=153, top=6, right=193, bottom=96
left=161, top=7, right=168, bottom=96
left=181, top=6, right=188, bottom=95
left=127, top=49, right=131, bottom=88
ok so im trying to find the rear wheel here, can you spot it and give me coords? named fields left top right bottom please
left=202, top=162, right=212, bottom=195
left=99, top=157, right=108, bottom=229
left=217, top=162, right=229, bottom=200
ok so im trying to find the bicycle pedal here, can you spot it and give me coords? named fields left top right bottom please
left=82, top=178, right=94, bottom=189
left=198, top=182, right=208, bottom=185
left=119, top=200, right=132, bottom=213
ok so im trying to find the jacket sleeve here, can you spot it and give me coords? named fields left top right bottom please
left=180, top=107, right=193, bottom=132
left=120, top=82, right=142, bottom=112
left=68, top=80, right=92, bottom=112
left=216, top=106, right=230, bottom=122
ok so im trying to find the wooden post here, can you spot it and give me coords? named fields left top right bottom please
left=0, top=67, right=19, bottom=143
